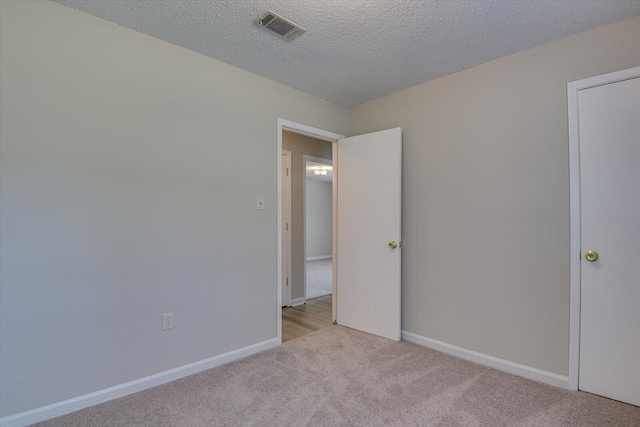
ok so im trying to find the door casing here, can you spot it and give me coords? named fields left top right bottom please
left=277, top=119, right=344, bottom=345
left=281, top=150, right=292, bottom=307
left=567, top=65, right=640, bottom=390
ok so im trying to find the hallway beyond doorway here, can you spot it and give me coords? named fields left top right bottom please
left=306, top=258, right=332, bottom=299
left=282, top=295, right=333, bottom=343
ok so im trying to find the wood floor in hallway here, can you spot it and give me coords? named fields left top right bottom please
left=282, top=294, right=333, bottom=343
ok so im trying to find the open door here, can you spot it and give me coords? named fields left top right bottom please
left=336, top=128, right=402, bottom=341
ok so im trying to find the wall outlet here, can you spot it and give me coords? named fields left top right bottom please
left=257, top=196, right=264, bottom=210
left=162, top=312, right=173, bottom=331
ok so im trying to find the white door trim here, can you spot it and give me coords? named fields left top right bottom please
left=281, top=150, right=292, bottom=307
left=302, top=154, right=333, bottom=302
left=277, top=119, right=344, bottom=345
left=567, top=65, right=640, bottom=391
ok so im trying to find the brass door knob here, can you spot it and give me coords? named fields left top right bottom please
left=388, top=241, right=398, bottom=249
left=585, top=250, right=599, bottom=262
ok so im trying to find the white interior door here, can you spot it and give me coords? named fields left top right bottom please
left=336, top=128, right=401, bottom=341
left=578, top=76, right=640, bottom=406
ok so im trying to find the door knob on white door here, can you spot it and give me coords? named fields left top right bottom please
left=585, top=250, right=599, bottom=262
left=388, top=241, right=398, bottom=249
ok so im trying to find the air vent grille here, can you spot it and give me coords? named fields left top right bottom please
left=253, top=11, right=305, bottom=41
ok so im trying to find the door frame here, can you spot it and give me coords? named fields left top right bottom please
left=567, top=65, right=640, bottom=391
left=281, top=150, right=292, bottom=307
left=277, top=118, right=344, bottom=345
left=302, top=155, right=333, bottom=303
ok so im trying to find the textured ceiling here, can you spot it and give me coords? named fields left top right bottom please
left=53, top=0, right=640, bottom=107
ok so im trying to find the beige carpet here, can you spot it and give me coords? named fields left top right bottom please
left=35, top=326, right=640, bottom=426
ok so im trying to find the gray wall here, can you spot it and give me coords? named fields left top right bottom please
left=350, top=16, right=640, bottom=376
left=0, top=1, right=348, bottom=417
left=282, top=132, right=332, bottom=299
left=306, top=179, right=333, bottom=259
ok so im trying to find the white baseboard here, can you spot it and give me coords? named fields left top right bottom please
left=306, top=255, right=332, bottom=261
left=0, top=338, right=278, bottom=427
left=291, top=297, right=306, bottom=306
left=401, top=331, right=569, bottom=389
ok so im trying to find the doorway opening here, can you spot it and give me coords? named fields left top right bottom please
left=304, top=156, right=333, bottom=301
left=277, top=119, right=343, bottom=344
left=281, top=132, right=333, bottom=342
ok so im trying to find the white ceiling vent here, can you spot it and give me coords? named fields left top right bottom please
left=253, top=11, right=305, bottom=41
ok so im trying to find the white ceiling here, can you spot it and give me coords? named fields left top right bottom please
left=306, top=162, right=333, bottom=182
left=53, top=0, right=640, bottom=108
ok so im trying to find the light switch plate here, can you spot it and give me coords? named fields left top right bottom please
left=162, top=312, right=173, bottom=331
left=257, top=196, right=264, bottom=210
